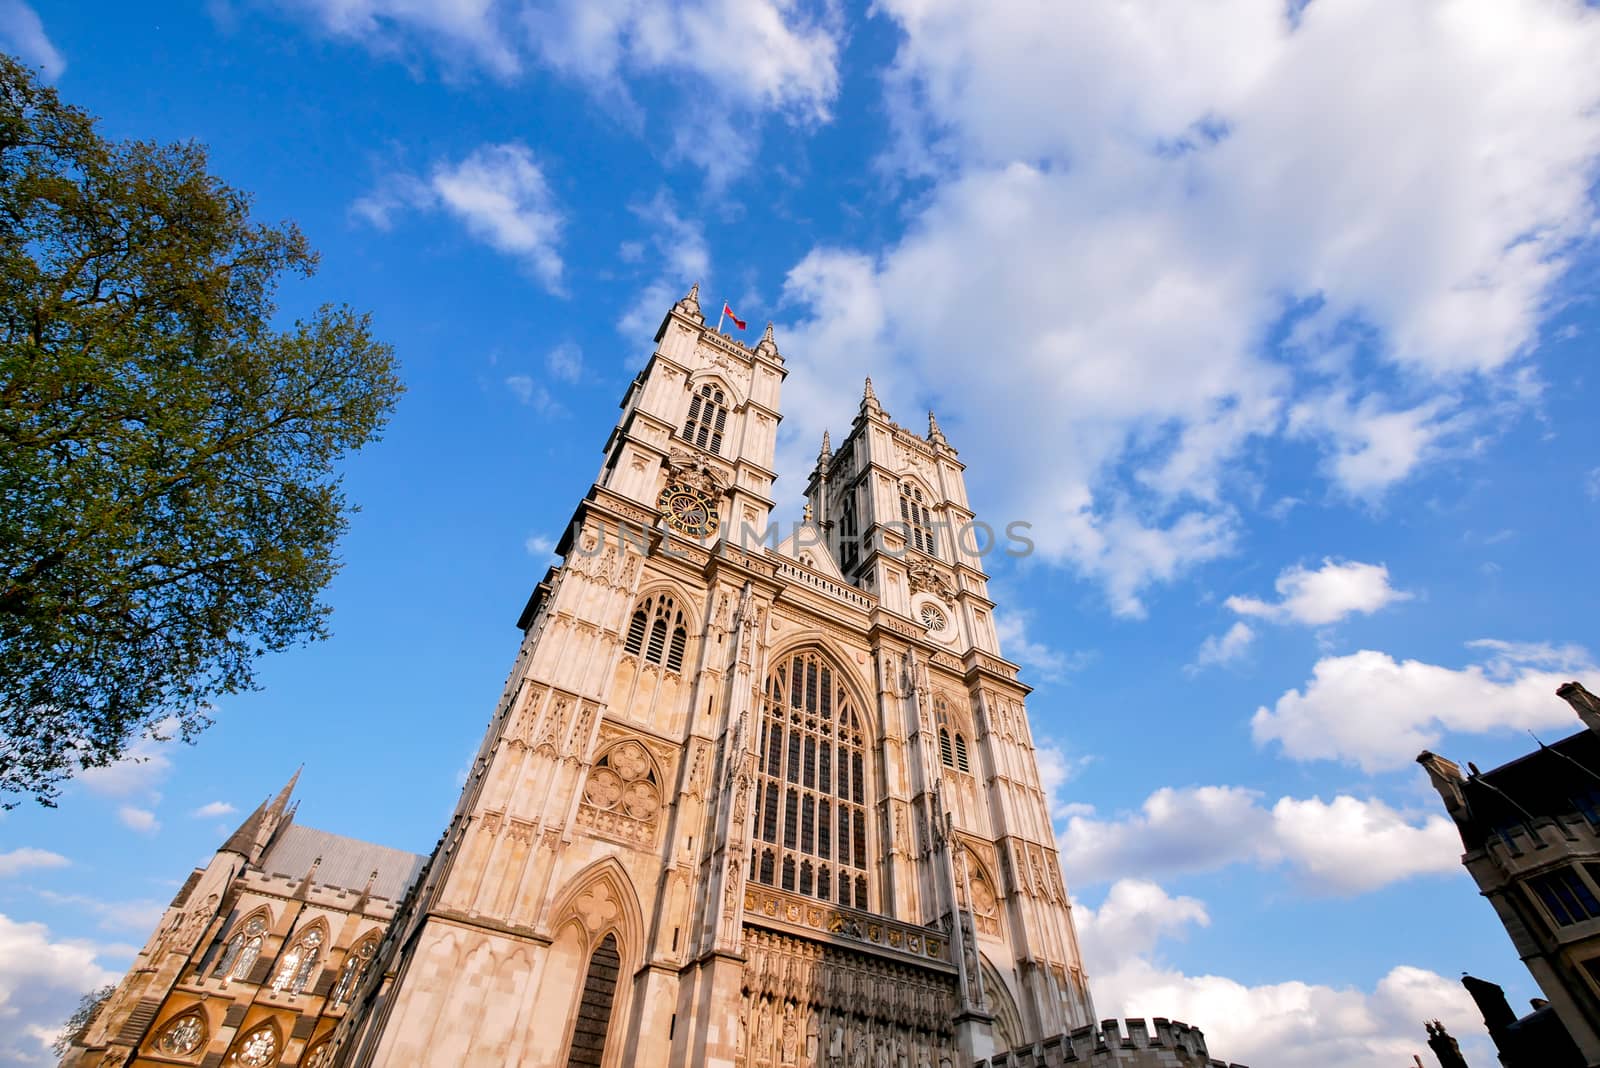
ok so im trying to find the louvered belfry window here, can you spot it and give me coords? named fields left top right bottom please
left=622, top=595, right=689, bottom=674
left=750, top=650, right=871, bottom=911
left=682, top=384, right=729, bottom=455
left=899, top=482, right=936, bottom=557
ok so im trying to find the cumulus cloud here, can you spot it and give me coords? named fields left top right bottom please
left=777, top=0, right=1600, bottom=613
left=0, top=1, right=64, bottom=79
left=616, top=190, right=711, bottom=340
left=1253, top=639, right=1593, bottom=771
left=354, top=143, right=564, bottom=291
left=1058, top=785, right=1461, bottom=894
left=116, top=807, right=159, bottom=835
left=1225, top=559, right=1411, bottom=626
left=0, top=913, right=118, bottom=1067
left=1073, top=880, right=1493, bottom=1068
left=77, top=719, right=177, bottom=800
left=0, top=848, right=69, bottom=879
left=1191, top=621, right=1255, bottom=671
left=190, top=801, right=236, bottom=819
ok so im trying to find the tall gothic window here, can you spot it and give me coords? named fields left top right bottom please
left=751, top=650, right=870, bottom=910
left=622, top=594, right=689, bottom=673
left=565, top=934, right=621, bottom=1068
left=899, top=482, right=936, bottom=557
left=215, top=913, right=268, bottom=981
left=838, top=489, right=860, bottom=574
left=270, top=926, right=323, bottom=995
left=682, top=384, right=728, bottom=455
left=332, top=935, right=379, bottom=1006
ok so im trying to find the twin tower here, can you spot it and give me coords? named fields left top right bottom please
left=72, top=286, right=1253, bottom=1068
left=336, top=284, right=1095, bottom=1066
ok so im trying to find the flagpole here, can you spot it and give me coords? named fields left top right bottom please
left=716, top=304, right=726, bottom=333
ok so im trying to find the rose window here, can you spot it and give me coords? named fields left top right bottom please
left=231, top=1026, right=278, bottom=1067
left=582, top=741, right=661, bottom=826
left=156, top=1012, right=205, bottom=1056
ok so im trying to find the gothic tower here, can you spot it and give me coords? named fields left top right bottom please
left=335, top=286, right=1096, bottom=1067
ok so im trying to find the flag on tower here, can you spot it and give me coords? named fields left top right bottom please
left=722, top=303, right=747, bottom=331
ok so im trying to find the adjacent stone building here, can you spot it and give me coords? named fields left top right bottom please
left=61, top=772, right=423, bottom=1067
left=1419, top=681, right=1600, bottom=1068
left=70, top=288, right=1243, bottom=1068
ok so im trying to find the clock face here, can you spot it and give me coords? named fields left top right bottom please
left=657, top=482, right=720, bottom=537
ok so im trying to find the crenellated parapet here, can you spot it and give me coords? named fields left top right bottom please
left=976, top=1017, right=1247, bottom=1067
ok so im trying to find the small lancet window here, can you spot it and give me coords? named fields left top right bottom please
left=899, top=482, right=936, bottom=557
left=939, top=728, right=955, bottom=768
left=681, top=384, right=729, bottom=455
left=624, top=595, right=690, bottom=673
left=333, top=936, right=379, bottom=1006
left=955, top=733, right=970, bottom=773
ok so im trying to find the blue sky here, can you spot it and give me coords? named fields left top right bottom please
left=3, top=2, right=1600, bottom=1065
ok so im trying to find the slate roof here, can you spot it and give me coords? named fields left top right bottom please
left=259, top=823, right=425, bottom=902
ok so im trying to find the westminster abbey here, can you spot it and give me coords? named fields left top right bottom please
left=66, top=286, right=1244, bottom=1068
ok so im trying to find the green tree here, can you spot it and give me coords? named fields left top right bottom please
left=0, top=56, right=402, bottom=807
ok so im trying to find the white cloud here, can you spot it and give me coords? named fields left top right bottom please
left=1033, top=742, right=1096, bottom=823
left=1253, top=639, right=1593, bottom=771
left=617, top=191, right=711, bottom=340
left=525, top=533, right=556, bottom=557
left=504, top=374, right=564, bottom=415
left=1074, top=880, right=1494, bottom=1068
left=279, top=0, right=839, bottom=181
left=77, top=720, right=177, bottom=800
left=994, top=612, right=1092, bottom=683
left=0, top=1, right=65, bottom=79
left=1191, top=621, right=1255, bottom=671
left=116, top=807, right=159, bottom=835
left=355, top=143, right=564, bottom=290
left=0, top=913, right=117, bottom=1067
left=545, top=342, right=583, bottom=383
left=778, top=0, right=1600, bottom=613
left=1225, top=558, right=1411, bottom=626
left=190, top=801, right=236, bottom=819
left=35, top=891, right=165, bottom=934
left=1058, top=785, right=1461, bottom=894
left=0, top=848, right=68, bottom=879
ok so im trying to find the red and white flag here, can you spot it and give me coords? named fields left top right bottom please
left=722, top=302, right=747, bottom=331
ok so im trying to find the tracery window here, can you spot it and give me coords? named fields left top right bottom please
left=682, top=384, right=729, bottom=455
left=838, top=490, right=860, bottom=574
left=751, top=650, right=870, bottom=910
left=270, top=926, right=323, bottom=995
left=215, top=914, right=268, bottom=980
left=899, top=482, right=936, bottom=557
left=332, top=936, right=379, bottom=1006
left=622, top=594, right=688, bottom=673
left=155, top=1011, right=206, bottom=1056
left=565, top=933, right=621, bottom=1067
left=303, top=1041, right=335, bottom=1068
left=229, top=1025, right=278, bottom=1067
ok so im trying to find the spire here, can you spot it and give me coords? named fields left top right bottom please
left=265, top=766, right=301, bottom=825
left=927, top=409, right=948, bottom=447
left=818, top=429, right=832, bottom=464
left=219, top=796, right=271, bottom=859
left=861, top=377, right=885, bottom=418
left=673, top=282, right=704, bottom=324
left=756, top=321, right=780, bottom=360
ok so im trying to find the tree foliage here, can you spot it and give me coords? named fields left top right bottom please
left=53, top=982, right=115, bottom=1056
left=0, top=56, right=402, bottom=806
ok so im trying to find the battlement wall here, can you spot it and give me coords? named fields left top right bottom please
left=976, top=1017, right=1247, bottom=1068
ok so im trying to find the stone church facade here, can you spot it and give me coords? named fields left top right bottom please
left=67, top=287, right=1244, bottom=1068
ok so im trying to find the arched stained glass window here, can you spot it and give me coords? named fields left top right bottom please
left=216, top=914, right=269, bottom=981
left=682, top=384, right=729, bottom=455
left=565, top=933, right=621, bottom=1067
left=623, top=595, right=689, bottom=673
left=899, top=482, right=936, bottom=557
left=333, top=935, right=379, bottom=1006
left=270, top=926, right=323, bottom=995
left=752, top=650, right=871, bottom=910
